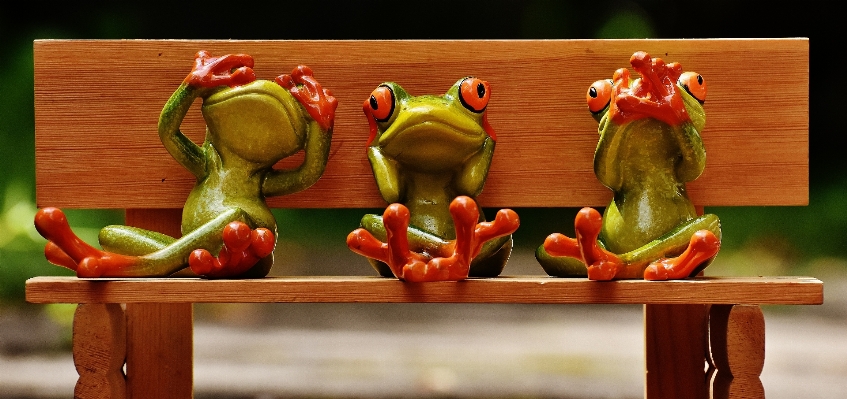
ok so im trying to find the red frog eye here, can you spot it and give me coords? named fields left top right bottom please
left=587, top=79, right=612, bottom=114
left=679, top=71, right=707, bottom=103
left=459, top=77, right=490, bottom=113
left=367, top=85, right=395, bottom=122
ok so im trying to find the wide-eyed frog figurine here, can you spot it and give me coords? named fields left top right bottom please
left=34, top=51, right=337, bottom=279
left=536, top=51, right=721, bottom=280
left=346, top=78, right=520, bottom=282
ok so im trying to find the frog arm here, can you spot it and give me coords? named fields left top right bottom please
left=455, top=136, right=495, bottom=197
left=672, top=122, right=707, bottom=183
left=672, top=93, right=708, bottom=182
left=262, top=120, right=333, bottom=197
left=158, top=83, right=206, bottom=179
left=593, top=117, right=625, bottom=191
left=367, top=146, right=403, bottom=204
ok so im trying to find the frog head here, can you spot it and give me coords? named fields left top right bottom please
left=363, top=77, right=496, bottom=173
left=586, top=51, right=707, bottom=131
left=201, top=65, right=336, bottom=168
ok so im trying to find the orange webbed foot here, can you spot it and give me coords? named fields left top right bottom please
left=406, top=196, right=518, bottom=282
left=347, top=197, right=518, bottom=283
left=188, top=221, right=275, bottom=279
left=573, top=207, right=623, bottom=280
left=542, top=208, right=623, bottom=280
left=644, top=230, right=720, bottom=281
left=44, top=241, right=79, bottom=271
left=34, top=207, right=141, bottom=277
left=346, top=204, right=427, bottom=281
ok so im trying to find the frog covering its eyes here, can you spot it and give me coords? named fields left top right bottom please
left=536, top=51, right=721, bottom=281
left=347, top=78, right=520, bottom=282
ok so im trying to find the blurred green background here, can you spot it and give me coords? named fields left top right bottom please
left=0, top=1, right=840, bottom=304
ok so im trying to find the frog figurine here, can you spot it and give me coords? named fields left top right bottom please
left=536, top=51, right=721, bottom=281
left=346, top=78, right=520, bottom=282
left=34, top=51, right=337, bottom=279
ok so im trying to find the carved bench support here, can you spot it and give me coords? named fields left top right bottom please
left=709, top=304, right=766, bottom=399
left=73, top=303, right=127, bottom=399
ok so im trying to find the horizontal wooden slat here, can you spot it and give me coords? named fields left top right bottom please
left=34, top=39, right=808, bottom=209
left=26, top=276, right=822, bottom=305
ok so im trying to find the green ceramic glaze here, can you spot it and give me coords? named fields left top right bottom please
left=537, top=51, right=722, bottom=280
left=34, top=52, right=335, bottom=278
left=356, top=78, right=513, bottom=278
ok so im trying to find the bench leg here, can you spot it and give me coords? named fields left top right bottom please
left=708, top=305, right=765, bottom=399
left=125, top=303, right=194, bottom=399
left=73, top=303, right=127, bottom=399
left=644, top=304, right=709, bottom=399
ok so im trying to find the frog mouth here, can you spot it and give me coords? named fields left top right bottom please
left=378, top=105, right=488, bottom=150
left=379, top=119, right=488, bottom=170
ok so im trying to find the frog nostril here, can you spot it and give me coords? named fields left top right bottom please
left=476, top=82, right=486, bottom=98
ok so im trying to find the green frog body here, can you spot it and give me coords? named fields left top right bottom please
left=536, top=51, right=721, bottom=280
left=347, top=78, right=519, bottom=282
left=35, top=51, right=336, bottom=278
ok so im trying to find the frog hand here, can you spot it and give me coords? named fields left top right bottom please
left=188, top=221, right=275, bottom=279
left=276, top=65, right=338, bottom=131
left=643, top=230, right=720, bottom=281
left=184, top=50, right=256, bottom=88
left=543, top=207, right=623, bottom=281
left=611, top=51, right=689, bottom=126
left=34, top=207, right=143, bottom=278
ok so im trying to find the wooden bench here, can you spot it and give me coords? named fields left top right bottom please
left=25, top=39, right=819, bottom=399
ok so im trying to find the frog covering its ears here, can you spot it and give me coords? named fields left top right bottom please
left=347, top=78, right=520, bottom=282
left=35, top=51, right=336, bottom=278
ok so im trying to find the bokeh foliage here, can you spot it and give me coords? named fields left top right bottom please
left=0, top=1, right=838, bottom=302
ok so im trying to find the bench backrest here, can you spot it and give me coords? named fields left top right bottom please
left=34, top=39, right=808, bottom=210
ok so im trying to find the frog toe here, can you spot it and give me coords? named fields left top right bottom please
left=189, top=249, right=220, bottom=276
left=586, top=260, right=620, bottom=281
left=250, top=228, right=276, bottom=259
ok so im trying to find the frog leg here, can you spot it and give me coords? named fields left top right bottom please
left=34, top=207, right=274, bottom=278
left=608, top=214, right=721, bottom=279
left=643, top=230, right=720, bottom=280
left=42, top=225, right=178, bottom=271
left=469, top=234, right=513, bottom=277
left=535, top=241, right=589, bottom=278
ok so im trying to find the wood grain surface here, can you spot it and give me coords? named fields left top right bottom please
left=26, top=276, right=823, bottom=305
left=34, top=39, right=808, bottom=209
left=645, top=304, right=709, bottom=399
left=125, top=303, right=193, bottom=399
left=72, top=303, right=127, bottom=399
